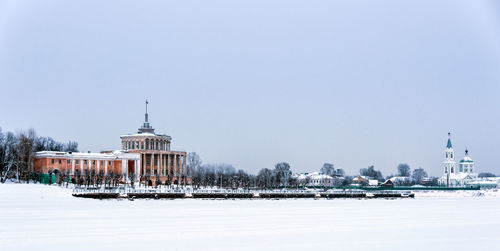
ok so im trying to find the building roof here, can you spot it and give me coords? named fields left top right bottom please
left=447, top=138, right=452, bottom=148
left=460, top=156, right=474, bottom=163
left=35, top=151, right=140, bottom=160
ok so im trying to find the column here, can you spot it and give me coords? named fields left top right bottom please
left=175, top=154, right=179, bottom=179
left=143, top=153, right=146, bottom=176
left=80, top=159, right=83, bottom=174
left=160, top=153, right=163, bottom=176
left=135, top=159, right=140, bottom=183
left=167, top=154, right=171, bottom=177
left=122, top=159, right=128, bottom=183
left=71, top=159, right=75, bottom=175
left=97, top=159, right=100, bottom=174
left=105, top=160, right=108, bottom=175
left=152, top=153, right=155, bottom=175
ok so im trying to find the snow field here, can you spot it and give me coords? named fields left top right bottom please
left=1, top=184, right=499, bottom=251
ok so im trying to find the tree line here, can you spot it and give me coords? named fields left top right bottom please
left=0, top=127, right=78, bottom=183
left=2, top=127, right=496, bottom=188
left=188, top=153, right=350, bottom=189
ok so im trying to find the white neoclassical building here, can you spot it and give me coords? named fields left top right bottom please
left=438, top=133, right=477, bottom=187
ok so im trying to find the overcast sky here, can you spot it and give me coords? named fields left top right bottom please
left=1, top=0, right=499, bottom=176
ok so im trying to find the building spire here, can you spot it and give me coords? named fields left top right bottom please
left=465, top=148, right=469, bottom=156
left=138, top=99, right=155, bottom=134
left=447, top=132, right=453, bottom=148
left=145, top=99, right=149, bottom=123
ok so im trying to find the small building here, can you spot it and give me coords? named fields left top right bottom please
left=380, top=179, right=394, bottom=188
left=353, top=176, right=369, bottom=185
left=389, top=176, right=413, bottom=186
left=293, top=172, right=342, bottom=187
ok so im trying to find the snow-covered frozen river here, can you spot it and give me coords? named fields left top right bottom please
left=1, top=184, right=499, bottom=251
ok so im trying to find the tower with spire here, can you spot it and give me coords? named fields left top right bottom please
left=138, top=99, right=155, bottom=134
left=443, top=132, right=456, bottom=177
left=120, top=100, right=188, bottom=186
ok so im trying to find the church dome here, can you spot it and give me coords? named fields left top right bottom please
left=459, top=149, right=473, bottom=163
left=459, top=156, right=473, bottom=163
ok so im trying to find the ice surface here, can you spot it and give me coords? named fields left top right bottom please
left=1, top=184, right=499, bottom=251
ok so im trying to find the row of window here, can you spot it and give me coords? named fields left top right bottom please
left=445, top=166, right=474, bottom=173
left=145, top=157, right=176, bottom=166
left=123, top=140, right=170, bottom=151
left=50, top=159, right=113, bottom=166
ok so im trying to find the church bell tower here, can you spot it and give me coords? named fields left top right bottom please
left=443, top=132, right=456, bottom=186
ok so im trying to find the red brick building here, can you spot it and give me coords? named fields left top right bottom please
left=34, top=101, right=188, bottom=185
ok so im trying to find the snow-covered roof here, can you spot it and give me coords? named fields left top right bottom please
left=293, top=172, right=335, bottom=180
left=440, top=173, right=477, bottom=181
left=35, top=151, right=140, bottom=160
left=120, top=132, right=171, bottom=138
left=389, top=176, right=412, bottom=182
left=460, top=156, right=473, bottom=163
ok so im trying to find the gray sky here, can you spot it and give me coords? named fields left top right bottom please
left=1, top=0, right=499, bottom=176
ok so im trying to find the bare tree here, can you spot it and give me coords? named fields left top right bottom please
left=397, top=163, right=411, bottom=177
left=320, top=163, right=335, bottom=176
left=412, top=168, right=428, bottom=184
left=187, top=152, right=202, bottom=177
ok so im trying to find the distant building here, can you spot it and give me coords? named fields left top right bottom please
left=438, top=133, right=477, bottom=187
left=34, top=101, right=188, bottom=185
left=388, top=176, right=413, bottom=186
left=380, top=179, right=394, bottom=188
left=352, top=176, right=369, bottom=185
left=293, top=172, right=343, bottom=187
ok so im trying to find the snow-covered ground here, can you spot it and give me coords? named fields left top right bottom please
left=1, top=184, right=499, bottom=251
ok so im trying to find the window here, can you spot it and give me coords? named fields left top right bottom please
left=92, top=160, right=95, bottom=165
left=155, top=142, right=158, bottom=150
left=141, top=143, right=144, bottom=149
left=108, top=161, right=112, bottom=166
left=58, top=159, right=61, bottom=164
left=100, top=161, right=104, bottom=166
left=67, top=159, right=71, bottom=164
left=51, top=159, right=55, bottom=164
left=76, top=160, right=79, bottom=164
left=84, top=160, right=87, bottom=165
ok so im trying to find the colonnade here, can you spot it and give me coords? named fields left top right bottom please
left=139, top=153, right=186, bottom=179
